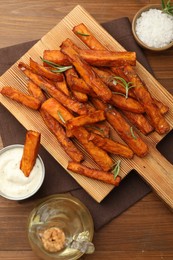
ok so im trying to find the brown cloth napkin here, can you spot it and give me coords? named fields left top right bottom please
left=0, top=17, right=152, bottom=230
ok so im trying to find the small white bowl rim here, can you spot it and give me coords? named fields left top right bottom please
left=132, top=4, right=173, bottom=51
left=0, top=144, right=45, bottom=201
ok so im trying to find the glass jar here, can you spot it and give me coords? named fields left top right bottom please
left=27, top=194, right=94, bottom=260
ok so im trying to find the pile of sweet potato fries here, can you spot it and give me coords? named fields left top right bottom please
left=0, top=23, right=170, bottom=186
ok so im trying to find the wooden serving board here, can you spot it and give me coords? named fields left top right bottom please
left=0, top=5, right=173, bottom=206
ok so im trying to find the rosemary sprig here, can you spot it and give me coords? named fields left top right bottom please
left=51, top=66, right=73, bottom=73
left=111, top=160, right=121, bottom=179
left=112, top=91, right=126, bottom=98
left=76, top=31, right=90, bottom=36
left=40, top=57, right=72, bottom=73
left=86, top=125, right=104, bottom=134
left=130, top=126, right=137, bottom=140
left=161, top=0, right=173, bottom=15
left=57, top=111, right=66, bottom=123
left=112, top=76, right=134, bottom=99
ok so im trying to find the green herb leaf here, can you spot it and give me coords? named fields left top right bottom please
left=51, top=65, right=73, bottom=73
left=86, top=125, right=104, bottom=134
left=162, top=0, right=166, bottom=9
left=130, top=126, right=137, bottom=140
left=161, top=0, right=173, bottom=15
left=40, top=57, right=61, bottom=67
left=40, top=57, right=72, bottom=73
left=111, top=160, right=121, bottom=179
left=112, top=91, right=126, bottom=97
left=57, top=111, right=66, bottom=123
left=112, top=76, right=135, bottom=99
left=76, top=31, right=90, bottom=36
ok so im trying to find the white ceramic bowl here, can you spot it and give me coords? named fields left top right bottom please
left=132, top=4, right=173, bottom=51
left=0, top=144, right=45, bottom=200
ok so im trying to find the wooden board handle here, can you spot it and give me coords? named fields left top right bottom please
left=135, top=146, right=173, bottom=209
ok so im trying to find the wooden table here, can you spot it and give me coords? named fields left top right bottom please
left=0, top=0, right=173, bottom=259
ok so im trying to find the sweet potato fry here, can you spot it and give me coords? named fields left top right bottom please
left=64, top=66, right=79, bottom=83
left=61, top=41, right=112, bottom=102
left=20, top=130, right=41, bottom=177
left=73, top=23, right=106, bottom=51
left=27, top=80, right=47, bottom=104
left=154, top=99, right=169, bottom=115
left=19, top=67, right=89, bottom=115
left=65, top=68, right=88, bottom=102
left=89, top=133, right=134, bottom=158
left=91, top=97, right=108, bottom=111
left=110, top=93, right=145, bottom=113
left=0, top=86, right=41, bottom=110
left=123, top=65, right=170, bottom=134
left=55, top=75, right=70, bottom=96
left=67, top=76, right=96, bottom=97
left=40, top=109, right=84, bottom=162
left=72, top=89, right=88, bottom=103
left=105, top=107, right=149, bottom=157
left=91, top=97, right=148, bottom=157
left=66, top=110, right=105, bottom=130
left=29, top=58, right=63, bottom=82
left=18, top=61, right=31, bottom=70
left=60, top=38, right=82, bottom=52
left=70, top=126, right=114, bottom=171
left=43, top=50, right=71, bottom=66
left=69, top=77, right=90, bottom=93
left=41, top=98, right=74, bottom=127
left=122, top=110, right=154, bottom=135
left=78, top=49, right=136, bottom=67
left=67, top=161, right=121, bottom=186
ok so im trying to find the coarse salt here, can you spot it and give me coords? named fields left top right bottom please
left=135, top=9, right=173, bottom=48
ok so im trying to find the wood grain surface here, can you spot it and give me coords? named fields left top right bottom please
left=0, top=0, right=173, bottom=259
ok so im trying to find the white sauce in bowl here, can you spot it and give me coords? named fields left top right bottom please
left=0, top=145, right=45, bottom=200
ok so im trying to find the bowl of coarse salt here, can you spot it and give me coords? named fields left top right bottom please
left=132, top=4, right=173, bottom=51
